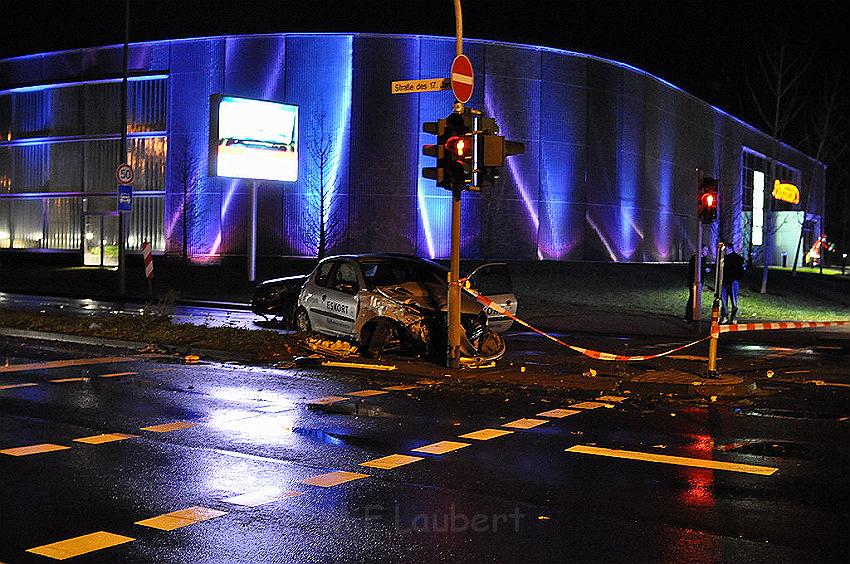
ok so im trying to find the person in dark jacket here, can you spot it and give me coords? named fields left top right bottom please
left=721, top=243, right=745, bottom=323
left=685, top=246, right=709, bottom=322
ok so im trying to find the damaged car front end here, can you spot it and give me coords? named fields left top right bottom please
left=290, top=254, right=515, bottom=364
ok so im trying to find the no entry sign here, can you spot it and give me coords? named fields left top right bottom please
left=450, top=54, right=474, bottom=104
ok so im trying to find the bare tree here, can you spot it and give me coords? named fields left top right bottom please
left=746, top=40, right=809, bottom=292
left=795, top=72, right=850, bottom=271
left=305, top=109, right=342, bottom=259
left=174, top=138, right=202, bottom=262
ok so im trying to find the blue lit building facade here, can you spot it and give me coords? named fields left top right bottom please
left=0, top=33, right=825, bottom=264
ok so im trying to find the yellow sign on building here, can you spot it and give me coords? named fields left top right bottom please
left=773, top=179, right=800, bottom=204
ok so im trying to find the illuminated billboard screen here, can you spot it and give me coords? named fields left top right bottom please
left=209, top=95, right=298, bottom=182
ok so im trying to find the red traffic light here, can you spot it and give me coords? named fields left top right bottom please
left=445, top=136, right=467, bottom=159
left=701, top=192, right=716, bottom=208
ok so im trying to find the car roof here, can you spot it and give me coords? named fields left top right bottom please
left=319, top=253, right=448, bottom=271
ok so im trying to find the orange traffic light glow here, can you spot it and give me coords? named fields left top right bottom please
left=702, top=193, right=715, bottom=207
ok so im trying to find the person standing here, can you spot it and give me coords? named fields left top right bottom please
left=685, top=246, right=709, bottom=322
left=721, top=243, right=745, bottom=323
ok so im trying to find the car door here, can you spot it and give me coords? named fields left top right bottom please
left=314, top=260, right=361, bottom=338
left=465, top=263, right=517, bottom=332
left=300, top=259, right=337, bottom=334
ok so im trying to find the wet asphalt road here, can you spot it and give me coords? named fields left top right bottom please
left=1, top=339, right=849, bottom=563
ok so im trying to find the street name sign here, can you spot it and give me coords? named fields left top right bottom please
left=391, top=77, right=451, bottom=94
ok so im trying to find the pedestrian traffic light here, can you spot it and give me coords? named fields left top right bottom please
left=698, top=177, right=718, bottom=224
left=422, top=112, right=471, bottom=191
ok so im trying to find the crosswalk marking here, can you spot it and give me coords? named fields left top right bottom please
left=565, top=445, right=779, bottom=475
left=301, top=471, right=369, bottom=487
left=502, top=418, right=548, bottom=430
left=99, top=372, right=137, bottom=378
left=48, top=377, right=88, bottom=383
left=597, top=395, right=628, bottom=403
left=307, top=396, right=349, bottom=405
left=459, top=428, right=514, bottom=441
left=72, top=433, right=139, bottom=445
left=536, top=408, right=581, bottom=418
left=26, top=531, right=134, bottom=560
left=139, top=421, right=196, bottom=433
left=383, top=385, right=419, bottom=391
left=411, top=441, right=470, bottom=455
left=1, top=443, right=70, bottom=457
left=346, top=389, right=388, bottom=397
left=360, top=454, right=424, bottom=469
left=222, top=489, right=303, bottom=507
left=135, top=506, right=226, bottom=531
left=570, top=401, right=610, bottom=410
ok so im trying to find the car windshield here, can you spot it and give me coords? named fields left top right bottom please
left=360, top=259, right=446, bottom=289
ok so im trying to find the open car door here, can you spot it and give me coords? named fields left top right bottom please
left=464, top=263, right=517, bottom=332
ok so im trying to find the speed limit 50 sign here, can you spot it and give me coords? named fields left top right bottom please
left=116, top=163, right=134, bottom=185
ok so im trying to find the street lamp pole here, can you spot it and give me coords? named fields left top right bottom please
left=118, top=0, right=129, bottom=296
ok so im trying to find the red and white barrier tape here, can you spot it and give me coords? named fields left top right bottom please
left=464, top=287, right=710, bottom=362
left=718, top=320, right=850, bottom=334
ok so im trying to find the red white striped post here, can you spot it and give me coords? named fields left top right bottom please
left=141, top=242, right=153, bottom=296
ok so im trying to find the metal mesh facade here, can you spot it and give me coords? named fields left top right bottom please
left=0, top=33, right=825, bottom=262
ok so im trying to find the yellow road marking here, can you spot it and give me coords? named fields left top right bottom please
left=346, top=389, right=388, bottom=397
left=308, top=396, right=349, bottom=405
left=321, top=361, right=397, bottom=371
left=383, top=385, right=419, bottom=391
left=73, top=433, right=139, bottom=445
left=806, top=379, right=850, bottom=388
left=222, top=489, right=303, bottom=507
left=502, top=418, right=548, bottom=430
left=537, top=408, right=581, bottom=418
left=0, top=382, right=38, bottom=390
left=360, top=454, right=424, bottom=469
left=140, top=421, right=196, bottom=433
left=597, top=395, right=627, bottom=403
left=1, top=443, right=70, bottom=457
left=48, top=377, right=88, bottom=383
left=459, top=428, right=514, bottom=441
left=26, top=531, right=134, bottom=560
left=411, top=440, right=470, bottom=455
left=565, top=445, right=778, bottom=476
left=135, top=506, right=227, bottom=531
left=0, top=356, right=142, bottom=374
left=99, top=372, right=137, bottom=378
left=301, top=471, right=370, bottom=487
left=571, top=401, right=611, bottom=410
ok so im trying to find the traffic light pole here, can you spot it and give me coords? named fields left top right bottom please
left=692, top=169, right=702, bottom=323
left=447, top=0, right=464, bottom=368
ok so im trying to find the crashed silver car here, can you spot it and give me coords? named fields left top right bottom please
left=264, top=254, right=516, bottom=362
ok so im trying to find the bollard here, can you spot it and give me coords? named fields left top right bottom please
left=707, top=242, right=725, bottom=377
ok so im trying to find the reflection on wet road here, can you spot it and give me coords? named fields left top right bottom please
left=1, top=340, right=848, bottom=562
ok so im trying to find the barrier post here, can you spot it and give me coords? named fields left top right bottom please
left=707, top=242, right=725, bottom=377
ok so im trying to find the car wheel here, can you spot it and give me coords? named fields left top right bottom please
left=294, top=307, right=311, bottom=333
left=361, top=318, right=398, bottom=358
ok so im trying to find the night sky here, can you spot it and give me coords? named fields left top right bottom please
left=3, top=0, right=849, bottom=239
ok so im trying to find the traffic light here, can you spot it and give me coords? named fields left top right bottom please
left=472, top=115, right=524, bottom=190
left=423, top=109, right=524, bottom=191
left=423, top=112, right=471, bottom=191
left=698, top=177, right=719, bottom=224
